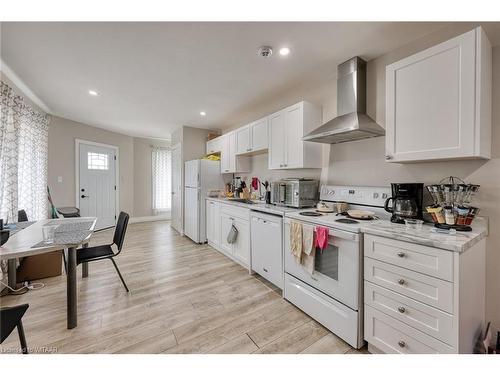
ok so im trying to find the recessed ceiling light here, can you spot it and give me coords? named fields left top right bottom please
left=200, top=111, right=206, bottom=116
left=279, top=47, right=290, bottom=56
left=88, top=90, right=99, bottom=96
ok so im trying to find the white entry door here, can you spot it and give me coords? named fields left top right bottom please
left=171, top=144, right=182, bottom=234
left=78, top=142, right=117, bottom=230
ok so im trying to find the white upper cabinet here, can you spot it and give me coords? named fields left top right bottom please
left=220, top=132, right=250, bottom=174
left=235, top=116, right=269, bottom=155
left=385, top=27, right=492, bottom=163
left=268, top=101, right=323, bottom=169
left=250, top=117, right=268, bottom=152
left=206, top=136, right=223, bottom=155
left=236, top=125, right=251, bottom=154
left=268, top=111, right=286, bottom=169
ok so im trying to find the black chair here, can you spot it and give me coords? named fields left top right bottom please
left=17, top=210, right=28, bottom=222
left=0, top=304, right=29, bottom=354
left=77, top=212, right=130, bottom=292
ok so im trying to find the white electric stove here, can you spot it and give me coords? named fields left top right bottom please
left=282, top=185, right=392, bottom=349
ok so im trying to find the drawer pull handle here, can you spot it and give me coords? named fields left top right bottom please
left=398, top=279, right=406, bottom=285
left=263, top=268, right=268, bottom=273
left=311, top=276, right=319, bottom=281
left=398, top=340, right=406, bottom=348
left=398, top=306, right=406, bottom=313
left=397, top=252, right=406, bottom=258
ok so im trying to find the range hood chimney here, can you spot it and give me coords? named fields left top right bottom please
left=303, top=57, right=385, bottom=144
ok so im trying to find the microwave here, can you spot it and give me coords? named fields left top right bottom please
left=270, top=179, right=319, bottom=208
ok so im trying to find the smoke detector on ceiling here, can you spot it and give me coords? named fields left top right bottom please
left=257, top=46, right=273, bottom=58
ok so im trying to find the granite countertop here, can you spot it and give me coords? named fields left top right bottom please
left=205, top=197, right=301, bottom=217
left=361, top=217, right=489, bottom=253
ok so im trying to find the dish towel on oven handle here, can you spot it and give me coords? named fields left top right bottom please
left=290, top=220, right=303, bottom=261
left=314, top=226, right=329, bottom=252
left=302, top=223, right=316, bottom=274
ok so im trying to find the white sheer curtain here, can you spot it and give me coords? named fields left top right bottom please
left=151, top=147, right=171, bottom=215
left=1, top=80, right=49, bottom=289
left=0, top=80, right=49, bottom=222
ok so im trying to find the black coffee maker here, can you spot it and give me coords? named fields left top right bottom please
left=384, top=183, right=424, bottom=224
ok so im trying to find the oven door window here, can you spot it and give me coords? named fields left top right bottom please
left=314, top=243, right=339, bottom=281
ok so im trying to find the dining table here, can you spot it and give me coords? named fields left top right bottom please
left=0, top=217, right=97, bottom=329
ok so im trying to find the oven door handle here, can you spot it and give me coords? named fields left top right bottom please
left=284, top=219, right=359, bottom=242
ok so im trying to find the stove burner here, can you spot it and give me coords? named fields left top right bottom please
left=299, top=212, right=323, bottom=217
left=335, top=218, right=359, bottom=224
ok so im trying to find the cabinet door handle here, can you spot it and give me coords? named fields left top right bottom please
left=398, top=306, right=406, bottom=313
left=397, top=252, right=406, bottom=258
left=263, top=268, right=268, bottom=273
left=398, top=340, right=406, bottom=348
left=398, top=279, right=406, bottom=285
left=385, top=155, right=393, bottom=160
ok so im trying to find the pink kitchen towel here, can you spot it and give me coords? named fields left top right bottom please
left=314, top=226, right=329, bottom=250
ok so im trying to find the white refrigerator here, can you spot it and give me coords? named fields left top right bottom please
left=184, top=159, right=224, bottom=243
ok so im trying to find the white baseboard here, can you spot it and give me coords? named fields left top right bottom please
left=129, top=214, right=171, bottom=224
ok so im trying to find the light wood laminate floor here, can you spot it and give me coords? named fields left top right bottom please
left=1, top=221, right=367, bottom=354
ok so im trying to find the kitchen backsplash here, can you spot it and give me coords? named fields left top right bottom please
left=233, top=153, right=323, bottom=189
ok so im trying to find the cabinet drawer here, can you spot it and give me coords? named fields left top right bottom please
left=365, top=305, right=454, bottom=354
left=364, top=281, right=454, bottom=345
left=220, top=204, right=249, bottom=220
left=364, top=258, right=453, bottom=313
left=364, top=234, right=453, bottom=281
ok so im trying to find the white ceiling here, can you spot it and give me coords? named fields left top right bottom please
left=0, top=22, right=476, bottom=138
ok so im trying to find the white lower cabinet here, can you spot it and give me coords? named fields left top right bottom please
left=365, top=305, right=454, bottom=354
left=364, top=281, right=454, bottom=344
left=206, top=200, right=220, bottom=248
left=219, top=212, right=234, bottom=256
left=364, top=234, right=486, bottom=354
left=207, top=201, right=251, bottom=269
left=232, top=218, right=250, bottom=266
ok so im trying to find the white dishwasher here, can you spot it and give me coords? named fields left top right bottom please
left=250, top=211, right=283, bottom=289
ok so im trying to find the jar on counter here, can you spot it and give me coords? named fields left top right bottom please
left=444, top=207, right=456, bottom=225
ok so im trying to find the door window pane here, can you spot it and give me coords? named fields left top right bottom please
left=88, top=152, right=109, bottom=170
left=314, top=243, right=339, bottom=280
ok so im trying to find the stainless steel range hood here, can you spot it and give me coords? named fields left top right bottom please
left=303, top=57, right=385, bottom=144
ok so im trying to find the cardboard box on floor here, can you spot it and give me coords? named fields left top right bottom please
left=16, top=251, right=63, bottom=282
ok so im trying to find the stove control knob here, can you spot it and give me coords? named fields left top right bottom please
left=373, top=192, right=379, bottom=199
left=382, top=193, right=388, bottom=199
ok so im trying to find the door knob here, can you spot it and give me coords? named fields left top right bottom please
left=81, top=195, right=89, bottom=198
